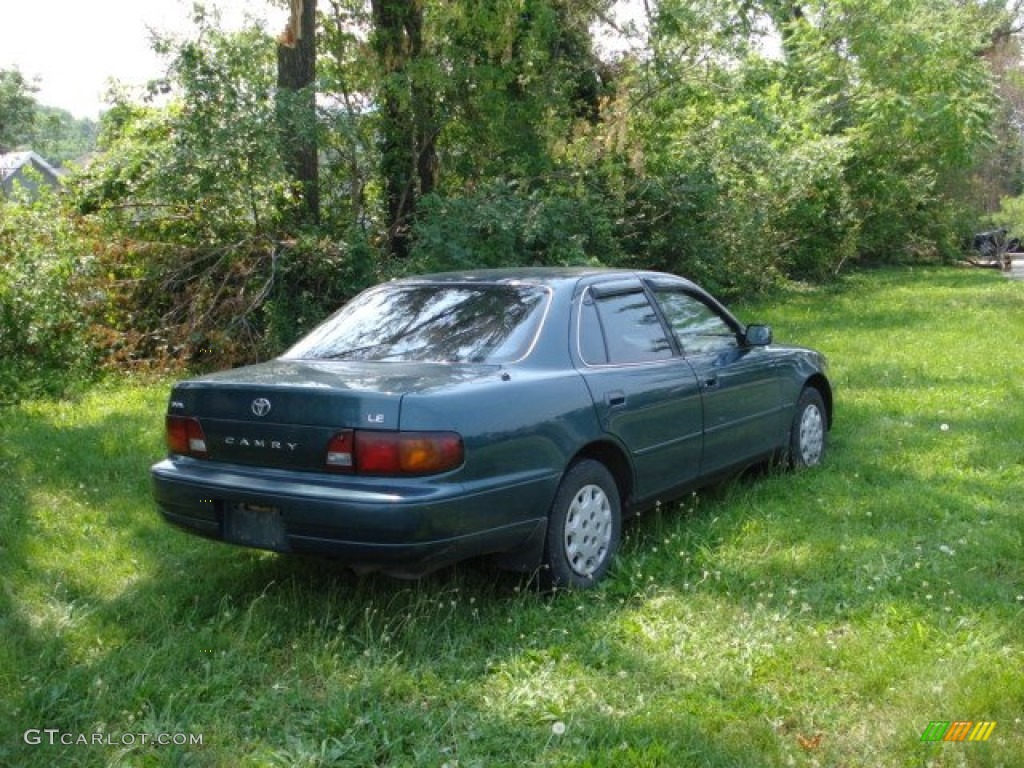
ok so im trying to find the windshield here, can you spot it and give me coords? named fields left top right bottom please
left=283, top=283, right=550, bottom=364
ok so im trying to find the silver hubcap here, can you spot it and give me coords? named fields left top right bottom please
left=799, top=404, right=825, bottom=466
left=564, top=484, right=613, bottom=577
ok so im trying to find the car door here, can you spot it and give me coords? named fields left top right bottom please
left=575, top=279, right=704, bottom=503
left=649, top=284, right=785, bottom=475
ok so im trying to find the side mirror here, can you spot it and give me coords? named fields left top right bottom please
left=744, top=324, right=772, bottom=347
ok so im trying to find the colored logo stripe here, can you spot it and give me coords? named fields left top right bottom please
left=945, top=722, right=973, bottom=741
left=968, top=722, right=997, bottom=742
left=920, top=721, right=996, bottom=742
left=921, top=721, right=949, bottom=742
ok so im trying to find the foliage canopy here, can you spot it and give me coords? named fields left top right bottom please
left=1, top=0, right=1018, bottom=397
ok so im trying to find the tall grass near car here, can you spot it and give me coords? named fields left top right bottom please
left=1, top=268, right=1021, bottom=767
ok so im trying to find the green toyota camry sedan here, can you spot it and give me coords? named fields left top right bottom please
left=151, top=268, right=832, bottom=589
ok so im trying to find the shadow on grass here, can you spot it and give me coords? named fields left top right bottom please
left=3, top=397, right=761, bottom=765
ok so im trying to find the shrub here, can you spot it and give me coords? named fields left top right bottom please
left=261, top=230, right=381, bottom=357
left=0, top=188, right=101, bottom=401
left=408, top=179, right=621, bottom=275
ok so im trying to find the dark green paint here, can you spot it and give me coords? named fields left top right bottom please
left=152, top=269, right=831, bottom=578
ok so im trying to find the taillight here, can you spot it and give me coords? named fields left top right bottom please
left=325, top=430, right=463, bottom=475
left=325, top=431, right=355, bottom=472
left=166, top=415, right=209, bottom=458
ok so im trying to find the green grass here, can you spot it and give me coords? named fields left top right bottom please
left=2, top=267, right=1022, bottom=767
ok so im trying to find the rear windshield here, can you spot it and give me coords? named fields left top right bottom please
left=283, top=283, right=550, bottom=364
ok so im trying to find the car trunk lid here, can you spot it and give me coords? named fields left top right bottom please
left=167, top=359, right=496, bottom=471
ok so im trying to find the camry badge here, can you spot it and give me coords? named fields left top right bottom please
left=251, top=398, right=272, bottom=417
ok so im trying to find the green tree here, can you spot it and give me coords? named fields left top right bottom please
left=67, top=5, right=381, bottom=367
left=318, top=0, right=378, bottom=232
left=0, top=68, right=37, bottom=152
left=80, top=6, right=285, bottom=241
left=599, top=0, right=1000, bottom=289
left=0, top=68, right=97, bottom=164
left=353, top=0, right=610, bottom=259
left=785, top=0, right=998, bottom=260
left=965, top=7, right=1024, bottom=214
left=431, top=0, right=609, bottom=183
left=276, top=0, right=320, bottom=226
left=32, top=106, right=99, bottom=166
left=70, top=7, right=294, bottom=364
left=0, top=185, right=101, bottom=400
left=368, top=0, right=433, bottom=259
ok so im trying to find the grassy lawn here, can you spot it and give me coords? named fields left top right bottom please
left=1, top=267, right=1022, bottom=767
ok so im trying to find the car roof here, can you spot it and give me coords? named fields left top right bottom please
left=389, top=267, right=701, bottom=291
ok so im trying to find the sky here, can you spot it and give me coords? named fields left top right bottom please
left=2, top=1, right=646, bottom=121
left=2, top=0, right=279, bottom=120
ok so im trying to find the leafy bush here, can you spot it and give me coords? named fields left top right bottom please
left=76, top=15, right=287, bottom=246
left=0, top=188, right=101, bottom=401
left=261, top=231, right=380, bottom=356
left=58, top=11, right=352, bottom=373
left=409, top=179, right=621, bottom=274
left=2, top=0, right=1009, bottom=401
left=70, top=231, right=381, bottom=373
left=984, top=193, right=1024, bottom=240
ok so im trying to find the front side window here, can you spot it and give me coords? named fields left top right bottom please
left=284, top=283, right=549, bottom=364
left=654, top=290, right=738, bottom=356
left=581, top=289, right=673, bottom=365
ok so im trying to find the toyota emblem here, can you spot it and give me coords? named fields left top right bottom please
left=251, top=398, right=272, bottom=417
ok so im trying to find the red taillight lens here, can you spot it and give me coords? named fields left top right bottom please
left=325, top=430, right=463, bottom=475
left=354, top=431, right=401, bottom=474
left=166, top=415, right=209, bottom=458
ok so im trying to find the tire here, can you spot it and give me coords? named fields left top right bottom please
left=540, top=459, right=621, bottom=590
left=789, top=387, right=827, bottom=469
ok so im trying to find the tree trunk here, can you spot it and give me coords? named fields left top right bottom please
left=407, top=5, right=438, bottom=199
left=371, top=0, right=434, bottom=259
left=277, top=0, right=320, bottom=227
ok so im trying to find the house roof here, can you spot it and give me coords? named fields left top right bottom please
left=0, top=150, right=62, bottom=180
left=0, top=151, right=63, bottom=194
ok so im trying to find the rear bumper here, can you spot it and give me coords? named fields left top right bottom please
left=150, top=458, right=557, bottom=577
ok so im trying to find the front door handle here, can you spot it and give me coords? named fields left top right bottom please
left=703, top=377, right=719, bottom=390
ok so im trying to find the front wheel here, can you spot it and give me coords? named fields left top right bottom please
left=540, top=459, right=621, bottom=590
left=789, top=387, right=827, bottom=469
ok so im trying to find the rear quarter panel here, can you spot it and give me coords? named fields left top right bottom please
left=391, top=368, right=603, bottom=537
left=399, top=370, right=602, bottom=486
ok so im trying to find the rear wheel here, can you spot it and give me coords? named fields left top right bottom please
left=789, top=387, right=827, bottom=469
left=541, top=459, right=621, bottom=590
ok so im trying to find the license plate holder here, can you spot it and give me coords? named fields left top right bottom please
left=224, top=503, right=288, bottom=551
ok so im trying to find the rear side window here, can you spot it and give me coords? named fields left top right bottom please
left=284, top=284, right=550, bottom=364
left=580, top=289, right=673, bottom=365
left=578, top=299, right=608, bottom=364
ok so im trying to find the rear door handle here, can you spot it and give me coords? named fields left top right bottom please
left=703, top=377, right=719, bottom=390
left=605, top=391, right=626, bottom=407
